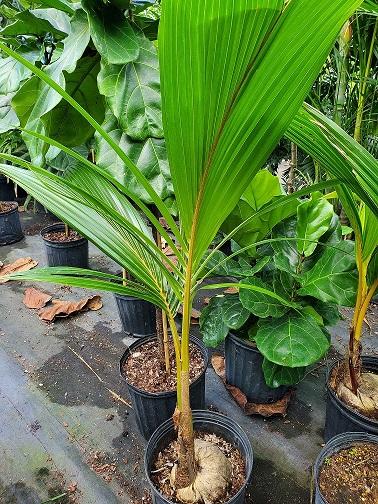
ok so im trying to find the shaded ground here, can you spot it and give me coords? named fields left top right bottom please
left=0, top=213, right=377, bottom=504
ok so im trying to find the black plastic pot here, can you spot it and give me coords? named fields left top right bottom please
left=0, top=175, right=15, bottom=202
left=145, top=410, right=254, bottom=504
left=120, top=336, right=209, bottom=440
left=0, top=202, right=23, bottom=246
left=324, top=356, right=378, bottom=441
left=41, top=223, right=89, bottom=268
left=313, top=431, right=378, bottom=503
left=114, top=294, right=156, bottom=337
left=225, top=332, right=288, bottom=404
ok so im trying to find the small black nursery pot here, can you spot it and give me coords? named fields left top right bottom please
left=41, top=223, right=89, bottom=268
left=145, top=410, right=254, bottom=504
left=313, top=431, right=378, bottom=503
left=225, top=332, right=288, bottom=404
left=324, top=356, right=378, bottom=441
left=114, top=294, right=156, bottom=337
left=0, top=202, right=23, bottom=246
left=120, top=336, right=208, bottom=440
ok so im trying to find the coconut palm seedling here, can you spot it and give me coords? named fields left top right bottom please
left=1, top=1, right=378, bottom=502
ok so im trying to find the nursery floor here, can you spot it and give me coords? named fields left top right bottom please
left=0, top=212, right=377, bottom=504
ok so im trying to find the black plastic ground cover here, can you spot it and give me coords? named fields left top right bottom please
left=114, top=294, right=156, bottom=337
left=324, top=356, right=378, bottom=441
left=145, top=409, right=254, bottom=504
left=120, top=336, right=209, bottom=440
left=313, top=431, right=378, bottom=503
left=0, top=203, right=23, bottom=246
left=225, top=332, right=288, bottom=404
left=41, top=223, right=89, bottom=268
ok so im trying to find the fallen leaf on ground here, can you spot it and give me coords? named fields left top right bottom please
left=38, top=295, right=102, bottom=322
left=211, top=354, right=292, bottom=417
left=23, top=287, right=52, bottom=309
left=0, top=257, right=38, bottom=283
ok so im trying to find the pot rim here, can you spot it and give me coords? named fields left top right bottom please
left=0, top=201, right=18, bottom=215
left=326, top=356, right=378, bottom=426
left=120, top=335, right=209, bottom=398
left=314, top=431, right=378, bottom=503
left=40, top=222, right=87, bottom=245
left=228, top=331, right=259, bottom=352
left=144, top=409, right=253, bottom=504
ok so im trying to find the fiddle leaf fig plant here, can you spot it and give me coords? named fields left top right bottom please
left=200, top=193, right=358, bottom=389
left=0, top=0, right=377, bottom=501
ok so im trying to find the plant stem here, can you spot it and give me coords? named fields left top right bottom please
left=151, top=206, right=170, bottom=374
left=174, top=242, right=196, bottom=489
left=287, top=143, right=297, bottom=194
left=354, top=18, right=378, bottom=144
left=64, top=223, right=69, bottom=238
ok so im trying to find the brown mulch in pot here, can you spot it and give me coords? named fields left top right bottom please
left=43, top=229, right=83, bottom=243
left=318, top=442, right=378, bottom=504
left=122, top=340, right=205, bottom=393
left=0, top=201, right=17, bottom=213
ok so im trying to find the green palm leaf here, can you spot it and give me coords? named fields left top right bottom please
left=160, top=0, right=363, bottom=268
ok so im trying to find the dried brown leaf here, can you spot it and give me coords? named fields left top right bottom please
left=38, top=295, right=102, bottom=322
left=212, top=355, right=292, bottom=417
left=23, top=287, right=52, bottom=309
left=0, top=257, right=38, bottom=283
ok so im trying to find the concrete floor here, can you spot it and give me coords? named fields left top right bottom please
left=0, top=213, right=377, bottom=504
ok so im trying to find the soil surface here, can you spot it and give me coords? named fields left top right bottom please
left=123, top=340, right=205, bottom=393
left=319, top=442, right=378, bottom=504
left=43, top=229, right=83, bottom=243
left=152, top=431, right=245, bottom=504
left=0, top=201, right=17, bottom=213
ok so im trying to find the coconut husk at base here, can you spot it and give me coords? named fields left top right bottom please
left=171, top=439, right=232, bottom=504
left=331, top=363, right=378, bottom=420
left=211, top=354, right=292, bottom=417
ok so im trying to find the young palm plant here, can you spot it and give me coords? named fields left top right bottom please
left=1, top=0, right=377, bottom=501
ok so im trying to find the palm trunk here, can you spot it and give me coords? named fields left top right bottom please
left=347, top=19, right=378, bottom=391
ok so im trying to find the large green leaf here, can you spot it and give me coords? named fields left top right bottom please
left=82, top=0, right=139, bottom=64
left=200, top=297, right=229, bottom=348
left=160, top=0, right=363, bottom=267
left=44, top=56, right=105, bottom=147
left=272, top=218, right=300, bottom=274
left=298, top=240, right=358, bottom=306
left=98, top=34, right=163, bottom=141
left=0, top=8, right=70, bottom=38
left=296, top=194, right=334, bottom=257
left=11, top=10, right=90, bottom=164
left=221, top=170, right=298, bottom=256
left=255, top=312, right=330, bottom=367
left=262, top=358, right=307, bottom=388
left=239, top=277, right=290, bottom=318
left=95, top=111, right=173, bottom=204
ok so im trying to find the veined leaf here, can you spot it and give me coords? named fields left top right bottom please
left=0, top=8, right=70, bottom=39
left=82, top=0, right=139, bottom=64
left=296, top=194, right=334, bottom=257
left=239, top=277, right=290, bottom=318
left=298, top=240, right=358, bottom=306
left=262, top=359, right=307, bottom=388
left=200, top=297, right=229, bottom=348
left=11, top=10, right=90, bottom=164
left=95, top=111, right=173, bottom=204
left=44, top=56, right=105, bottom=147
left=98, top=34, right=163, bottom=141
left=255, top=312, right=330, bottom=368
